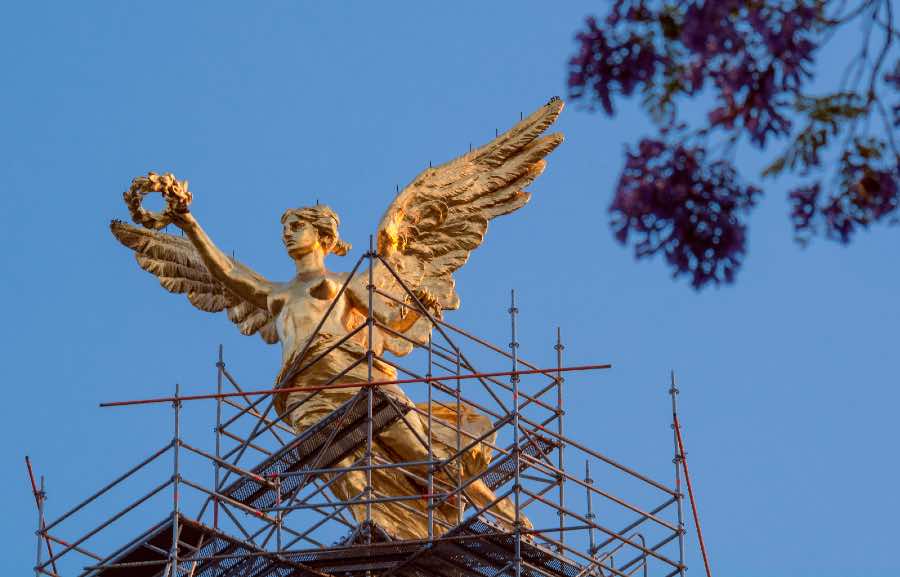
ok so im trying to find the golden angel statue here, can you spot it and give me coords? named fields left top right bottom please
left=111, top=98, right=564, bottom=540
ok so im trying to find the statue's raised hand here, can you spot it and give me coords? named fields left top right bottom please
left=112, top=169, right=278, bottom=344
left=123, top=172, right=193, bottom=230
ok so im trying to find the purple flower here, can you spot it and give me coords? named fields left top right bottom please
left=684, top=2, right=818, bottom=146
left=567, top=1, right=895, bottom=284
left=610, top=139, right=760, bottom=288
left=570, top=2, right=821, bottom=146
left=824, top=166, right=900, bottom=243
left=680, top=0, right=745, bottom=58
left=794, top=141, right=900, bottom=244
left=568, top=16, right=664, bottom=115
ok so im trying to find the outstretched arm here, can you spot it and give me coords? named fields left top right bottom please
left=174, top=213, right=272, bottom=310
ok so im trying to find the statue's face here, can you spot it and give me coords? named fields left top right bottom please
left=282, top=214, right=319, bottom=259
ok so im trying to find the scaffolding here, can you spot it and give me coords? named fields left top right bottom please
left=27, top=244, right=703, bottom=577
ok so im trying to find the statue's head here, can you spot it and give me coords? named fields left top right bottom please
left=281, top=204, right=351, bottom=260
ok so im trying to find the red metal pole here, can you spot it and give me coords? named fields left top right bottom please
left=673, top=412, right=712, bottom=577
left=25, top=457, right=58, bottom=576
left=99, top=363, right=611, bottom=407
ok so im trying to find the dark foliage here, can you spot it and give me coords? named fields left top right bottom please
left=822, top=139, right=899, bottom=241
left=569, top=0, right=899, bottom=289
left=611, top=139, right=760, bottom=287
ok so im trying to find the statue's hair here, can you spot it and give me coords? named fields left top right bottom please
left=281, top=204, right=352, bottom=256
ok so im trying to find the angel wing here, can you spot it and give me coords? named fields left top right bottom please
left=110, top=220, right=279, bottom=344
left=372, top=97, right=564, bottom=349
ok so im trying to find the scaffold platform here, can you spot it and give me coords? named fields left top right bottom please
left=221, top=389, right=408, bottom=512
left=81, top=514, right=321, bottom=577
left=285, top=518, right=581, bottom=577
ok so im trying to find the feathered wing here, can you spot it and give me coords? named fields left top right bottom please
left=372, top=98, right=564, bottom=352
left=110, top=220, right=279, bottom=344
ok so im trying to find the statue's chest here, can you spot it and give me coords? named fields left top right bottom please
left=270, top=278, right=347, bottom=330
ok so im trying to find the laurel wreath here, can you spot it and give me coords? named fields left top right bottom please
left=123, top=172, right=192, bottom=230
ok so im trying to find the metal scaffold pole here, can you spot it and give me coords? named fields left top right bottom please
left=455, top=348, right=463, bottom=525
left=34, top=476, right=44, bottom=577
left=670, top=372, right=686, bottom=577
left=366, top=235, right=375, bottom=540
left=509, top=289, right=522, bottom=577
left=215, top=345, right=224, bottom=531
left=585, top=459, right=596, bottom=556
left=555, top=327, right=565, bottom=553
left=171, top=383, right=181, bottom=577
left=27, top=457, right=60, bottom=577
left=427, top=333, right=434, bottom=540
left=672, top=371, right=712, bottom=577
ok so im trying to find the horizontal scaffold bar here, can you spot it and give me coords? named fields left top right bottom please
left=99, top=363, right=611, bottom=407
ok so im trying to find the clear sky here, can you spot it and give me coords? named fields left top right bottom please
left=2, top=3, right=898, bottom=577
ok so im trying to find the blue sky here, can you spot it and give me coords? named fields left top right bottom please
left=2, top=3, right=898, bottom=576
